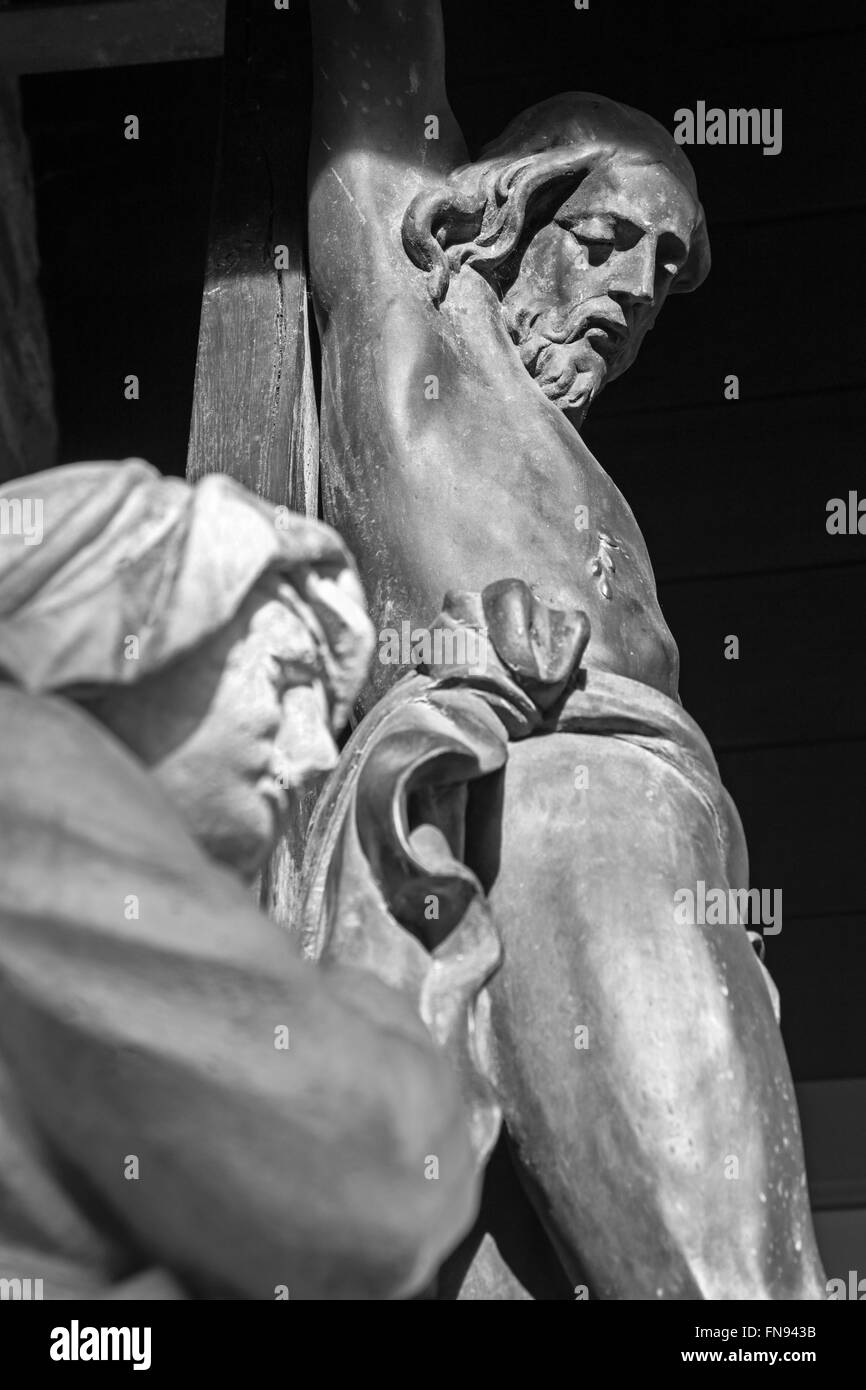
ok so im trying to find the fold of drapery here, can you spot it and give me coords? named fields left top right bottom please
left=299, top=579, right=775, bottom=1158
left=0, top=684, right=476, bottom=1299
left=0, top=458, right=372, bottom=729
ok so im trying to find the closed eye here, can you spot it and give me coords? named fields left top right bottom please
left=573, top=235, right=615, bottom=267
left=270, top=653, right=320, bottom=694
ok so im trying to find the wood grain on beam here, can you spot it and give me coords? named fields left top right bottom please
left=187, top=0, right=317, bottom=931
left=187, top=0, right=315, bottom=509
left=0, top=1, right=225, bottom=75
left=0, top=76, right=56, bottom=481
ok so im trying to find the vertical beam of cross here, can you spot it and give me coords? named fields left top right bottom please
left=187, top=0, right=317, bottom=517
left=0, top=77, right=57, bottom=483
left=187, top=0, right=319, bottom=931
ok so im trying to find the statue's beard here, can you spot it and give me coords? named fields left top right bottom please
left=519, top=333, right=604, bottom=422
left=503, top=297, right=631, bottom=427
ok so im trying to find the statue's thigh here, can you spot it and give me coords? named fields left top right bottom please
left=485, top=732, right=822, bottom=1299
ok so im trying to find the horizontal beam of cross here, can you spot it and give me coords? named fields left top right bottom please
left=0, top=0, right=226, bottom=75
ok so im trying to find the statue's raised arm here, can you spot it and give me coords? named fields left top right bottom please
left=309, top=0, right=466, bottom=313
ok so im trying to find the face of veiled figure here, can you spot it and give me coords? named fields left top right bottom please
left=501, top=159, right=698, bottom=426
left=87, top=582, right=350, bottom=879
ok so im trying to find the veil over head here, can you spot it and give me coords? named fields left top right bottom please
left=0, top=459, right=373, bottom=728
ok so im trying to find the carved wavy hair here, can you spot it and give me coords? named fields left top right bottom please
left=402, top=93, right=711, bottom=307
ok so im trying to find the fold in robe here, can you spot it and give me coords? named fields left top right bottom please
left=0, top=684, right=476, bottom=1299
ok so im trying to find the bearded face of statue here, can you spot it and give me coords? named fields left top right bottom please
left=500, top=159, right=698, bottom=426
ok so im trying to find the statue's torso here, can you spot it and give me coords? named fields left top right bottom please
left=318, top=223, right=680, bottom=707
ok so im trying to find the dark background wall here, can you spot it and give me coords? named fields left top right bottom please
left=17, top=0, right=866, bottom=1267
